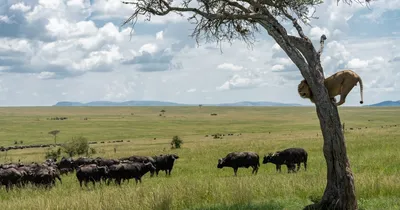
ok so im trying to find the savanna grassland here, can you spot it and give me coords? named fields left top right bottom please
left=0, top=106, right=399, bottom=210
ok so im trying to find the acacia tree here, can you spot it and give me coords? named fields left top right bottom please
left=48, top=130, right=60, bottom=145
left=121, top=0, right=371, bottom=209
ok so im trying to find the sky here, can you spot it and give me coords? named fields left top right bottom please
left=0, top=0, right=399, bottom=106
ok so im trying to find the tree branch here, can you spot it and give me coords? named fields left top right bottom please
left=122, top=0, right=265, bottom=22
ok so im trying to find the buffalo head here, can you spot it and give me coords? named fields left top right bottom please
left=217, top=158, right=225, bottom=169
left=263, top=153, right=278, bottom=164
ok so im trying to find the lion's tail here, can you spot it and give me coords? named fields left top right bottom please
left=359, top=77, right=364, bottom=104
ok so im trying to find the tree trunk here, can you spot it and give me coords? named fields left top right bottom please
left=303, top=65, right=358, bottom=210
left=262, top=23, right=358, bottom=209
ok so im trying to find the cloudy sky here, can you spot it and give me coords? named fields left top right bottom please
left=0, top=0, right=399, bottom=106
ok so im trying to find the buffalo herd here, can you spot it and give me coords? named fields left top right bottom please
left=0, top=147, right=307, bottom=191
left=0, top=154, right=179, bottom=191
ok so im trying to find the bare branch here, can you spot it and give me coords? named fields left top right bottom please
left=280, top=9, right=308, bottom=40
left=317, top=34, right=327, bottom=57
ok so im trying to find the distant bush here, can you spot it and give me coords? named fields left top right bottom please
left=89, top=147, right=97, bottom=155
left=45, top=147, right=61, bottom=160
left=171, top=135, right=183, bottom=149
left=61, top=136, right=94, bottom=157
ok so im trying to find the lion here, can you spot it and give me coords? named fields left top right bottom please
left=297, top=70, right=364, bottom=106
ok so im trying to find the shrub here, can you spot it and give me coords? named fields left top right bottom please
left=61, top=136, right=90, bottom=157
left=89, top=147, right=97, bottom=156
left=45, top=147, right=61, bottom=160
left=171, top=135, right=183, bottom=149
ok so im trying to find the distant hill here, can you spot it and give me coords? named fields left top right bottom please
left=53, top=100, right=302, bottom=107
left=368, top=100, right=400, bottom=107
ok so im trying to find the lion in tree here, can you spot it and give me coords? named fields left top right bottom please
left=298, top=70, right=364, bottom=106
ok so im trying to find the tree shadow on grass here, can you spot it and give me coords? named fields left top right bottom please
left=189, top=201, right=284, bottom=210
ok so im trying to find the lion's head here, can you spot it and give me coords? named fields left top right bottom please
left=298, top=80, right=312, bottom=99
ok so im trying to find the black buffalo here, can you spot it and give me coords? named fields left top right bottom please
left=107, top=162, right=156, bottom=185
left=152, top=154, right=179, bottom=176
left=95, top=157, right=120, bottom=167
left=0, top=168, right=23, bottom=191
left=263, top=147, right=308, bottom=173
left=29, top=164, right=62, bottom=188
left=57, top=157, right=75, bottom=174
left=217, top=152, right=260, bottom=176
left=119, top=155, right=156, bottom=176
left=76, top=164, right=109, bottom=188
left=74, top=157, right=96, bottom=169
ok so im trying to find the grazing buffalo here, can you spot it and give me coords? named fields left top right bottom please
left=74, top=157, right=96, bottom=169
left=263, top=147, right=308, bottom=173
left=119, top=155, right=156, bottom=165
left=57, top=157, right=75, bottom=174
left=119, top=155, right=157, bottom=176
left=29, top=164, right=62, bottom=188
left=152, top=154, right=179, bottom=176
left=95, top=157, right=120, bottom=167
left=76, top=164, right=109, bottom=188
left=217, top=152, right=260, bottom=176
left=107, top=162, right=156, bottom=185
left=0, top=168, right=23, bottom=191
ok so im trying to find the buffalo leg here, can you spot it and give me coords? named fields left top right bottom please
left=6, top=183, right=10, bottom=192
left=254, top=166, right=259, bottom=174
left=304, top=161, right=307, bottom=171
left=276, top=164, right=281, bottom=172
left=233, top=168, right=238, bottom=176
left=297, top=163, right=301, bottom=171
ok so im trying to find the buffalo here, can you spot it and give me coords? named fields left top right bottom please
left=57, top=157, right=75, bottom=174
left=74, top=157, right=96, bottom=168
left=119, top=155, right=157, bottom=176
left=76, top=164, right=109, bottom=188
left=263, top=147, right=308, bottom=173
left=95, top=157, right=120, bottom=167
left=217, top=152, right=260, bottom=176
left=152, top=154, right=179, bottom=176
left=0, top=168, right=23, bottom=191
left=107, top=162, right=156, bottom=185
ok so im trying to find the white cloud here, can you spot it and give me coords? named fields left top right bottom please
left=156, top=31, right=164, bottom=40
left=0, top=16, right=11, bottom=24
left=187, top=88, right=196, bottom=93
left=347, top=58, right=369, bottom=69
left=10, top=2, right=32, bottom=12
left=217, top=63, right=244, bottom=71
left=216, top=74, right=264, bottom=91
left=139, top=43, right=158, bottom=54
left=37, top=71, right=56, bottom=79
left=271, top=64, right=284, bottom=71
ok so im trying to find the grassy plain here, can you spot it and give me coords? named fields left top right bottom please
left=0, top=106, right=399, bottom=210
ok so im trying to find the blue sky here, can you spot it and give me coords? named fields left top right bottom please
left=0, top=0, right=399, bottom=106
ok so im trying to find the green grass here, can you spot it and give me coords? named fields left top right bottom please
left=0, top=106, right=399, bottom=210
